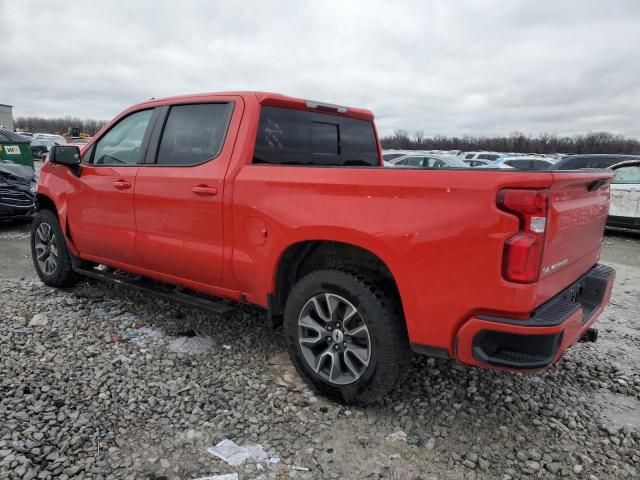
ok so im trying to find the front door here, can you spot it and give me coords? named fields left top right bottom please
left=134, top=99, right=241, bottom=286
left=66, top=108, right=155, bottom=266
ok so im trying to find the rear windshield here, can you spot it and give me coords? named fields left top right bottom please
left=253, top=106, right=379, bottom=167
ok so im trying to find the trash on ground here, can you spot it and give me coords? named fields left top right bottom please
left=386, top=430, right=407, bottom=442
left=207, top=439, right=268, bottom=466
left=29, top=313, right=48, bottom=326
left=268, top=352, right=306, bottom=392
left=169, top=335, right=214, bottom=354
left=193, top=474, right=239, bottom=480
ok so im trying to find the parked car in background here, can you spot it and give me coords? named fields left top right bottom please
left=382, top=150, right=411, bottom=162
left=30, top=134, right=67, bottom=159
left=482, top=157, right=556, bottom=170
left=553, top=154, right=640, bottom=170
left=463, top=152, right=502, bottom=162
left=0, top=158, right=37, bottom=221
left=464, top=159, right=491, bottom=167
left=607, top=161, right=640, bottom=231
left=387, top=153, right=468, bottom=168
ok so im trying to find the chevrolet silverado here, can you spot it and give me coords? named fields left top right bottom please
left=32, top=92, right=616, bottom=404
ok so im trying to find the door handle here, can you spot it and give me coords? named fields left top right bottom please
left=113, top=180, right=132, bottom=189
left=192, top=185, right=218, bottom=196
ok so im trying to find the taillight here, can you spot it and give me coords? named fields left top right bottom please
left=497, top=189, right=548, bottom=283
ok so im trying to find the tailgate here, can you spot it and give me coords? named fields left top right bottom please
left=536, top=171, right=613, bottom=304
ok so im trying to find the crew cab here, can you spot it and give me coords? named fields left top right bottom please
left=32, top=92, right=616, bottom=404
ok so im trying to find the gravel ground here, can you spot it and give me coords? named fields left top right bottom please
left=0, top=220, right=639, bottom=480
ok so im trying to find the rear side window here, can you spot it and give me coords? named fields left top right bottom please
left=156, top=103, right=232, bottom=165
left=253, top=106, right=379, bottom=166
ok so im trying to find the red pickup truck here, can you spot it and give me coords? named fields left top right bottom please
left=32, top=92, right=615, bottom=404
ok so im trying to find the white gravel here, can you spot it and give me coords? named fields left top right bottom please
left=0, top=224, right=639, bottom=480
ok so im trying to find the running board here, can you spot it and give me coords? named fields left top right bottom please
left=73, top=266, right=235, bottom=314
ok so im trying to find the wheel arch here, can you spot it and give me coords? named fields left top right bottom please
left=270, top=239, right=404, bottom=322
left=35, top=192, right=58, bottom=215
left=34, top=192, right=79, bottom=256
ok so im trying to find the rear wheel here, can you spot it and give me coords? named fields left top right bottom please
left=31, top=209, right=78, bottom=287
left=283, top=269, right=410, bottom=404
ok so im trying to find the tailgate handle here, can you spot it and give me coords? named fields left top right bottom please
left=192, top=185, right=218, bottom=196
left=587, top=179, right=609, bottom=192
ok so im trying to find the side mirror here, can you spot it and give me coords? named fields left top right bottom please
left=50, top=145, right=81, bottom=166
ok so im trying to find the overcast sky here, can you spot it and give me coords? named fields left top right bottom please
left=2, top=0, right=639, bottom=137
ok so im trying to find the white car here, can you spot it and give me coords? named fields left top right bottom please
left=477, top=157, right=555, bottom=170
left=462, top=152, right=503, bottom=162
left=608, top=161, right=640, bottom=230
left=385, top=153, right=468, bottom=168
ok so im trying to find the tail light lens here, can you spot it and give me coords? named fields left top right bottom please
left=497, top=189, right=548, bottom=283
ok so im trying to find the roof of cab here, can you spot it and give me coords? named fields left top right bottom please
left=130, top=91, right=374, bottom=120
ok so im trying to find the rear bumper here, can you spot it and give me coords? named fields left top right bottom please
left=455, top=264, right=615, bottom=370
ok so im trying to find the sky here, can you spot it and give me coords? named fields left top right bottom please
left=2, top=0, right=639, bottom=138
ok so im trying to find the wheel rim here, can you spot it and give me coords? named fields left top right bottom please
left=34, top=222, right=58, bottom=276
left=298, top=293, right=372, bottom=385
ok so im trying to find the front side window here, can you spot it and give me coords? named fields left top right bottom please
left=92, top=109, right=153, bottom=165
left=156, top=103, right=232, bottom=165
left=253, top=106, right=379, bottom=167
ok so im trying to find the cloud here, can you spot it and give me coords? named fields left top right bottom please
left=2, top=0, right=639, bottom=137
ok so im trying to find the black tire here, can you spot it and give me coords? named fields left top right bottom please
left=283, top=269, right=410, bottom=405
left=31, top=209, right=78, bottom=287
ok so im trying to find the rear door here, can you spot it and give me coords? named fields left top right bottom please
left=536, top=171, right=614, bottom=302
left=134, top=97, right=242, bottom=286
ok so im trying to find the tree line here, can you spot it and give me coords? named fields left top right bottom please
left=12, top=115, right=640, bottom=155
left=381, top=130, right=640, bottom=155
left=14, top=116, right=107, bottom=136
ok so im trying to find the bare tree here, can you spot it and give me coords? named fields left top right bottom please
left=14, top=116, right=107, bottom=135
left=380, top=130, right=640, bottom=155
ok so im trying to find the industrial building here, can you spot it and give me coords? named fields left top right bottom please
left=0, top=104, right=14, bottom=131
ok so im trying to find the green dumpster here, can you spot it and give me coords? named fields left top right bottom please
left=0, top=129, right=35, bottom=169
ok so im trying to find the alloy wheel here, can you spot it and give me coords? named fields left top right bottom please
left=34, top=222, right=58, bottom=276
left=298, top=292, right=372, bottom=385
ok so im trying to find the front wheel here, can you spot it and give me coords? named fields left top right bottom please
left=283, top=269, right=410, bottom=404
left=31, top=209, right=78, bottom=287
